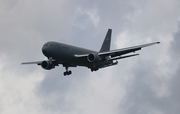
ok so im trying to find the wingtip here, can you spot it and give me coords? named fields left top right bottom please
left=157, top=42, right=160, bottom=44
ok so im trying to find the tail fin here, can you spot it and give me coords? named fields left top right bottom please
left=99, top=29, right=112, bottom=52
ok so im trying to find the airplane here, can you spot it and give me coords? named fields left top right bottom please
left=22, top=29, right=160, bottom=76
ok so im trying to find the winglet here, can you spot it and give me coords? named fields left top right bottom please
left=99, top=29, right=112, bottom=52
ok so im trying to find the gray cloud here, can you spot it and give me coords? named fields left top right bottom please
left=0, top=0, right=180, bottom=114
left=170, top=23, right=180, bottom=57
left=117, top=21, right=180, bottom=114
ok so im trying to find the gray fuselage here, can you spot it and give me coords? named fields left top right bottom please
left=42, top=41, right=102, bottom=68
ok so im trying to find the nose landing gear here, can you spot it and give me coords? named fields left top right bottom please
left=63, top=66, right=72, bottom=76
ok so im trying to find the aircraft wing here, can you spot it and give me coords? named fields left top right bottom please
left=75, top=42, right=160, bottom=59
left=21, top=61, right=43, bottom=65
left=21, top=60, right=58, bottom=65
left=99, top=42, right=160, bottom=57
left=21, top=60, right=73, bottom=67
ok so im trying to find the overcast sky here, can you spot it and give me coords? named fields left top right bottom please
left=0, top=0, right=180, bottom=114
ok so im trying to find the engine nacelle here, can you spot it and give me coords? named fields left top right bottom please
left=41, top=61, right=55, bottom=70
left=87, top=53, right=101, bottom=62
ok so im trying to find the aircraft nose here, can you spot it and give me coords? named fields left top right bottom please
left=42, top=44, right=49, bottom=57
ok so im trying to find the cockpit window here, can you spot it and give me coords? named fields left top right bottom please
left=43, top=44, right=47, bottom=47
left=45, top=44, right=50, bottom=46
left=44, top=43, right=54, bottom=47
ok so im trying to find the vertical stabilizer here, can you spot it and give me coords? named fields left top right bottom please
left=99, top=29, right=112, bottom=52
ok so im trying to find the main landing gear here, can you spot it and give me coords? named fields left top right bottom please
left=63, top=66, right=72, bottom=76
left=91, top=68, right=99, bottom=72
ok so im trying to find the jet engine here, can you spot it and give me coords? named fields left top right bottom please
left=41, top=61, right=55, bottom=70
left=87, top=53, right=101, bottom=62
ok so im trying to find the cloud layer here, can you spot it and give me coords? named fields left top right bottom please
left=0, top=0, right=180, bottom=114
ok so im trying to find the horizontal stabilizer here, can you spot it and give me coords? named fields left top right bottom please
left=109, top=54, right=139, bottom=61
left=99, top=61, right=118, bottom=69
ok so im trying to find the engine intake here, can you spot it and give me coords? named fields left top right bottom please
left=41, top=61, right=55, bottom=70
left=87, top=53, right=101, bottom=62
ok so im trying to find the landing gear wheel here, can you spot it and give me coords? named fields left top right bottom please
left=68, top=71, right=72, bottom=75
left=64, top=72, right=67, bottom=76
left=91, top=68, right=99, bottom=72
left=63, top=66, right=72, bottom=76
left=63, top=70, right=72, bottom=76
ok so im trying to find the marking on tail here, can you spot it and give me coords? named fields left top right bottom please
left=99, top=29, right=112, bottom=52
